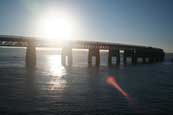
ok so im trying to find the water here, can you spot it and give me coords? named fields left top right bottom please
left=0, top=47, right=173, bottom=114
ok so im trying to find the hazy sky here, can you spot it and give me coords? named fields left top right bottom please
left=0, top=0, right=172, bottom=52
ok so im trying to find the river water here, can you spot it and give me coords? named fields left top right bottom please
left=0, top=47, right=173, bottom=114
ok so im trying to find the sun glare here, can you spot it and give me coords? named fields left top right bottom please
left=47, top=55, right=67, bottom=91
left=37, top=10, right=76, bottom=42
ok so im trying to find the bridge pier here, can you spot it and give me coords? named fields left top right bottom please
left=108, top=49, right=112, bottom=66
left=134, top=49, right=149, bottom=64
left=157, top=57, right=161, bottom=62
left=123, top=50, right=133, bottom=64
left=132, top=50, right=137, bottom=64
left=88, top=48, right=100, bottom=66
left=25, top=42, right=36, bottom=68
left=157, top=51, right=165, bottom=62
left=142, top=57, right=146, bottom=64
left=123, top=51, right=127, bottom=64
left=146, top=49, right=165, bottom=63
left=136, top=50, right=147, bottom=64
left=161, top=52, right=165, bottom=62
left=61, top=47, right=72, bottom=66
left=108, top=49, right=120, bottom=66
left=123, top=56, right=127, bottom=65
left=156, top=55, right=161, bottom=62
left=149, top=56, right=154, bottom=63
left=116, top=51, right=120, bottom=65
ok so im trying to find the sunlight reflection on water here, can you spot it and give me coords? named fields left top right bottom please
left=47, top=55, right=67, bottom=91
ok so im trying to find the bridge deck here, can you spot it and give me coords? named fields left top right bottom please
left=0, top=35, right=163, bottom=52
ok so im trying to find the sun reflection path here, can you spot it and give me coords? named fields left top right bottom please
left=47, top=55, right=67, bottom=91
left=106, top=76, right=141, bottom=113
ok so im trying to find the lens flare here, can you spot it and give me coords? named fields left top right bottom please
left=106, top=76, right=128, bottom=97
left=106, top=76, right=142, bottom=113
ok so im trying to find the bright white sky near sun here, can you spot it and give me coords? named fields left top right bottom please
left=35, top=8, right=78, bottom=41
left=0, top=0, right=172, bottom=52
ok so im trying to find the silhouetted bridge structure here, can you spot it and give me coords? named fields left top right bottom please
left=0, top=35, right=165, bottom=67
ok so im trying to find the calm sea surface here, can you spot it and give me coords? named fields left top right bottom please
left=0, top=47, right=173, bottom=114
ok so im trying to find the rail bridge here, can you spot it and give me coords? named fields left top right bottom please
left=0, top=35, right=165, bottom=67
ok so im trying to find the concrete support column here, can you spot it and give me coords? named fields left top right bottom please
left=160, top=56, right=164, bottom=62
left=88, top=48, right=100, bottom=66
left=142, top=57, right=146, bottom=64
left=68, top=50, right=72, bottom=66
left=108, top=49, right=112, bottom=66
left=158, top=57, right=161, bottom=62
left=116, top=52, right=120, bottom=65
left=159, top=56, right=162, bottom=62
left=153, top=57, right=156, bottom=63
left=132, top=50, right=137, bottom=64
left=149, top=57, right=154, bottom=63
left=132, top=57, right=137, bottom=64
left=108, top=49, right=120, bottom=65
left=61, top=55, right=65, bottom=66
left=123, top=51, right=127, bottom=64
left=155, top=57, right=160, bottom=62
left=88, top=48, right=92, bottom=66
left=158, top=51, right=165, bottom=62
left=61, top=48, right=72, bottom=66
left=25, top=42, right=36, bottom=68
left=161, top=52, right=165, bottom=62
left=95, top=48, right=100, bottom=66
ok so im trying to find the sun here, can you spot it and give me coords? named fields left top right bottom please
left=36, top=10, right=76, bottom=42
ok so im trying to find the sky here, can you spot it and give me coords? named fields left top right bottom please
left=0, top=0, right=172, bottom=52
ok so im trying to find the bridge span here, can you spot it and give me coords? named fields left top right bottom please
left=0, top=35, right=165, bottom=67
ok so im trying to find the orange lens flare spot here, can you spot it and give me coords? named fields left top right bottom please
left=106, top=76, right=128, bottom=97
left=106, top=76, right=117, bottom=84
left=106, top=76, right=142, bottom=113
